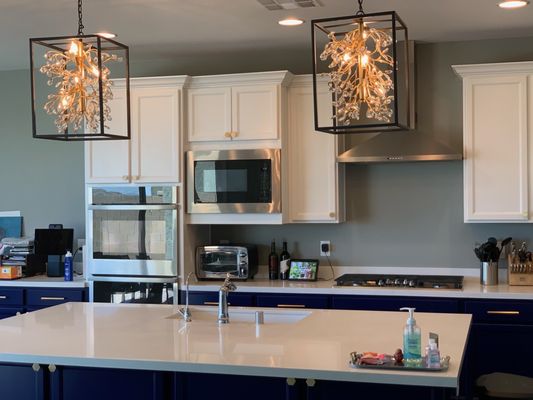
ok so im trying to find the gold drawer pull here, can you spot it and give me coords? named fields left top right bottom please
left=0, top=295, right=7, bottom=300
left=203, top=301, right=219, bottom=306
left=486, top=310, right=520, bottom=315
left=277, top=304, right=306, bottom=308
left=40, top=296, right=66, bottom=301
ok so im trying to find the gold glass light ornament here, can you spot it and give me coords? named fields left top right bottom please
left=30, top=0, right=130, bottom=141
left=311, top=0, right=410, bottom=134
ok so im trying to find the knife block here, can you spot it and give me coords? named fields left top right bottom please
left=507, top=255, right=533, bottom=286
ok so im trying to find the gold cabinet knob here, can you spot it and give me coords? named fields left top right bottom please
left=132, top=175, right=140, bottom=181
left=329, top=212, right=336, bottom=218
left=224, top=131, right=232, bottom=138
left=122, top=175, right=129, bottom=181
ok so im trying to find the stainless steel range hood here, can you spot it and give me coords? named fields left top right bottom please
left=336, top=132, right=462, bottom=163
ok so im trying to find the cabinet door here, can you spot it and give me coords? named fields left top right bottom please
left=231, top=84, right=279, bottom=141
left=50, top=366, right=165, bottom=400
left=463, top=75, right=528, bottom=222
left=85, top=87, right=131, bottom=183
left=187, top=87, right=232, bottom=142
left=131, top=86, right=181, bottom=183
left=0, top=363, right=44, bottom=400
left=287, top=83, right=343, bottom=223
left=26, top=288, right=85, bottom=308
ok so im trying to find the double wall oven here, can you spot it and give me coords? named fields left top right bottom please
left=86, top=185, right=179, bottom=305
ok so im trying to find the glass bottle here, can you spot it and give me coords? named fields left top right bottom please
left=268, top=240, right=279, bottom=280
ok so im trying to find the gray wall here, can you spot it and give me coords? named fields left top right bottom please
left=0, top=70, right=85, bottom=241
left=2, top=35, right=533, bottom=267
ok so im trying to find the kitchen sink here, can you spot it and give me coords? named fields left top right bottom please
left=168, top=306, right=312, bottom=324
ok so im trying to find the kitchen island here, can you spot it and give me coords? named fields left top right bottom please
left=0, top=303, right=471, bottom=400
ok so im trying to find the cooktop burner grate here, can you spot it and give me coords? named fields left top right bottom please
left=334, top=274, right=464, bottom=289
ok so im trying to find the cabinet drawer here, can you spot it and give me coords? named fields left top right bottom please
left=255, top=294, right=329, bottom=309
left=26, top=288, right=85, bottom=307
left=331, top=296, right=460, bottom=313
left=184, top=291, right=254, bottom=307
left=0, top=288, right=24, bottom=306
left=464, top=300, right=533, bottom=324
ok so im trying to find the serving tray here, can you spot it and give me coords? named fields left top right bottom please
left=349, top=353, right=450, bottom=372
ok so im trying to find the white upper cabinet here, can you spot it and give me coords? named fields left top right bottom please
left=286, top=76, right=345, bottom=223
left=187, top=71, right=291, bottom=144
left=85, top=76, right=188, bottom=184
left=454, top=62, right=533, bottom=222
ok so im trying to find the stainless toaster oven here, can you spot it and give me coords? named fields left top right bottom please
left=195, top=245, right=258, bottom=280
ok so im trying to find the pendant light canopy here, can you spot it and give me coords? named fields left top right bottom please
left=29, top=0, right=130, bottom=141
left=311, top=0, right=410, bottom=134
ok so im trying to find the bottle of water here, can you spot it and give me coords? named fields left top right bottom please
left=64, top=250, right=73, bottom=281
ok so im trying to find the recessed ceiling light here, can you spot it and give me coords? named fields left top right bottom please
left=278, top=18, right=304, bottom=26
left=498, top=0, right=529, bottom=9
left=96, top=32, right=117, bottom=39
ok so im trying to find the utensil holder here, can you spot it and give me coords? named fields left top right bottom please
left=481, top=261, right=498, bottom=286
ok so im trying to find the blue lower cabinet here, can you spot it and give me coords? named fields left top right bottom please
left=0, top=363, right=44, bottom=400
left=0, top=306, right=24, bottom=319
left=26, top=288, right=86, bottom=308
left=330, top=295, right=460, bottom=313
left=50, top=366, right=167, bottom=400
left=255, top=294, right=329, bottom=309
left=305, top=379, right=452, bottom=400
left=184, top=291, right=254, bottom=307
left=173, top=372, right=299, bottom=400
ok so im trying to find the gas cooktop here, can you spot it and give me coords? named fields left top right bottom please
left=334, top=274, right=464, bottom=290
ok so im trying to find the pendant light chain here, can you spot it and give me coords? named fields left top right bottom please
left=355, top=0, right=365, bottom=16
left=77, top=0, right=85, bottom=35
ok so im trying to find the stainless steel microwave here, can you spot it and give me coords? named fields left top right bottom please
left=187, top=149, right=281, bottom=214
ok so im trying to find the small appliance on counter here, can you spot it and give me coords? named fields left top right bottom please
left=195, top=245, right=258, bottom=280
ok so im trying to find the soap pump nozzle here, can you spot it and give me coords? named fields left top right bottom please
left=400, top=307, right=416, bottom=325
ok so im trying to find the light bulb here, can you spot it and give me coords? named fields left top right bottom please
left=91, top=66, right=100, bottom=77
left=498, top=0, right=529, bottom=8
left=361, top=54, right=369, bottom=67
left=343, top=53, right=352, bottom=62
left=69, top=41, right=79, bottom=55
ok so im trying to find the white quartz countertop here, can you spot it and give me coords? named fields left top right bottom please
left=0, top=275, right=87, bottom=288
left=0, top=302, right=471, bottom=388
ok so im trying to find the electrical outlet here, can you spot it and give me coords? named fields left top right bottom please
left=320, top=240, right=331, bottom=257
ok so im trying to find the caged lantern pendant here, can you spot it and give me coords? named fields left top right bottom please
left=311, top=0, right=411, bottom=134
left=29, top=0, right=130, bottom=141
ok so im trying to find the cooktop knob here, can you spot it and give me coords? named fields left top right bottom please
left=385, top=279, right=393, bottom=285
left=394, top=278, right=402, bottom=286
left=408, top=280, right=416, bottom=287
left=402, top=279, right=409, bottom=286
left=378, top=279, right=385, bottom=286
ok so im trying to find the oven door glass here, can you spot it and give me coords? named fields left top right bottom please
left=194, top=159, right=272, bottom=204
left=90, top=207, right=177, bottom=276
left=92, top=186, right=177, bottom=205
left=92, top=281, right=176, bottom=304
left=199, top=250, right=238, bottom=273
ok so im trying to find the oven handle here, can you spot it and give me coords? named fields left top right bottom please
left=89, top=204, right=178, bottom=211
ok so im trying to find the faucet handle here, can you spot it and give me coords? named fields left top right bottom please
left=222, top=273, right=237, bottom=292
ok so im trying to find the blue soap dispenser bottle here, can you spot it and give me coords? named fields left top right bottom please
left=400, top=307, right=421, bottom=366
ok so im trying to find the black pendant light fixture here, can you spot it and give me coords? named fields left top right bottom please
left=311, top=0, right=410, bottom=134
left=29, top=0, right=130, bottom=141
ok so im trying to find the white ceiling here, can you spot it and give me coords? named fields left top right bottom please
left=1, top=0, right=533, bottom=71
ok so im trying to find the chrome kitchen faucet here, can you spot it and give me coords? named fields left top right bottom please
left=218, top=273, right=237, bottom=324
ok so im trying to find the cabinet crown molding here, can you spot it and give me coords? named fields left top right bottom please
left=188, top=70, right=293, bottom=88
left=453, top=61, right=533, bottom=78
left=113, top=75, right=191, bottom=88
